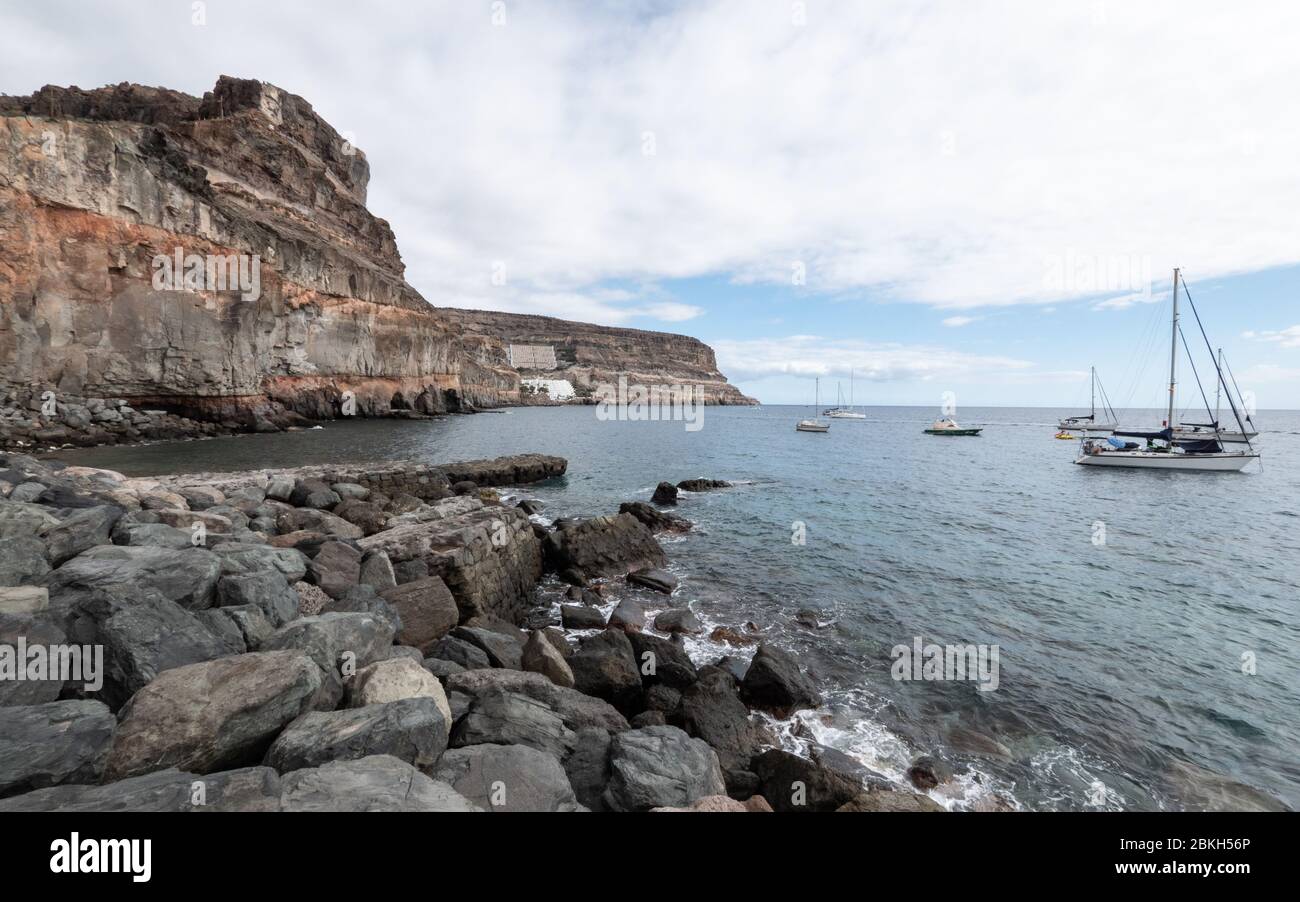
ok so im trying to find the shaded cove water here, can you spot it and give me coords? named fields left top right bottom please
left=50, top=405, right=1300, bottom=811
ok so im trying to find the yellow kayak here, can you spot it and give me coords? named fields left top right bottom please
left=1055, top=431, right=1077, bottom=440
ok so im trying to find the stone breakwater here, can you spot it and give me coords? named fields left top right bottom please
left=0, top=451, right=940, bottom=812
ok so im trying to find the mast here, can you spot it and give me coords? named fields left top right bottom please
left=1090, top=366, right=1096, bottom=419
left=1167, top=268, right=1180, bottom=429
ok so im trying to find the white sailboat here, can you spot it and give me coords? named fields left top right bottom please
left=1059, top=367, right=1118, bottom=431
left=1076, top=268, right=1259, bottom=472
left=825, top=369, right=866, bottom=419
left=796, top=377, right=830, bottom=433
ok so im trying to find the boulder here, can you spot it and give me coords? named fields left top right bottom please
left=644, top=684, right=683, bottom=715
left=627, top=632, right=698, bottom=689
left=569, top=629, right=643, bottom=715
left=422, top=657, right=466, bottom=680
left=265, top=698, right=449, bottom=772
left=211, top=543, right=310, bottom=581
left=265, top=476, right=296, bottom=502
left=333, top=499, right=389, bottom=536
left=278, top=755, right=479, bottom=812
left=175, top=485, right=224, bottom=510
left=381, top=578, right=458, bottom=652
left=289, top=478, right=341, bottom=510
left=627, top=568, right=679, bottom=594
left=679, top=669, right=762, bottom=791
left=259, top=612, right=397, bottom=710
left=652, top=794, right=772, bottom=812
left=0, top=611, right=67, bottom=706
left=434, top=743, right=583, bottom=812
left=276, top=507, right=363, bottom=540
left=618, top=501, right=691, bottom=533
left=517, top=499, right=544, bottom=515
left=564, top=727, right=613, bottom=811
left=751, top=749, right=863, bottom=812
left=450, top=688, right=577, bottom=759
left=837, top=790, right=945, bottom=812
left=0, top=700, right=115, bottom=797
left=63, top=587, right=232, bottom=709
left=211, top=604, right=275, bottom=650
left=740, top=643, right=822, bottom=714
left=653, top=607, right=703, bottom=634
left=0, top=535, right=51, bottom=586
left=444, top=669, right=629, bottom=734
left=561, top=604, right=606, bottom=630
left=45, top=545, right=222, bottom=611
left=0, top=585, right=49, bottom=614
left=216, top=571, right=300, bottom=627
left=331, top=483, right=370, bottom=501
left=348, top=657, right=451, bottom=725
left=676, top=479, right=731, bottom=492
left=111, top=522, right=195, bottom=549
left=521, top=629, right=575, bottom=688
left=42, top=505, right=125, bottom=567
left=602, top=725, right=726, bottom=811
left=907, top=755, right=955, bottom=790
left=451, top=625, right=524, bottom=670
left=607, top=597, right=646, bottom=633
left=650, top=482, right=678, bottom=505
left=543, top=513, right=667, bottom=583
left=103, top=651, right=322, bottom=781
left=359, top=550, right=397, bottom=591
left=0, top=764, right=282, bottom=812
left=427, top=635, right=492, bottom=671
left=307, top=540, right=362, bottom=599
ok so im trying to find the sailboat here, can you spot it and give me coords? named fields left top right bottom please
left=1059, top=367, right=1118, bottom=432
left=1076, top=269, right=1259, bottom=472
left=824, top=369, right=866, bottom=419
left=1168, top=349, right=1258, bottom=444
left=796, top=377, right=830, bottom=433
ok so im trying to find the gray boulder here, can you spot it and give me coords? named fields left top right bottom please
left=627, top=568, right=679, bottom=594
left=211, top=543, right=309, bottom=582
left=0, top=700, right=115, bottom=797
left=602, top=725, right=726, bottom=811
left=103, top=651, right=322, bottom=781
left=740, top=643, right=822, bottom=714
left=216, top=570, right=300, bottom=627
left=427, top=635, right=492, bottom=670
left=564, top=727, right=613, bottom=811
left=451, top=688, right=576, bottom=758
left=521, top=629, right=575, bottom=688
left=265, top=698, right=449, bottom=772
left=543, top=513, right=667, bottom=583
left=0, top=612, right=66, bottom=706
left=259, top=612, right=397, bottom=710
left=382, top=577, right=459, bottom=652
left=445, top=669, right=629, bottom=733
left=307, top=540, right=362, bottom=599
left=278, top=755, right=479, bottom=812
left=627, top=631, right=698, bottom=689
left=679, top=668, right=762, bottom=791
left=569, top=628, right=643, bottom=715
left=561, top=604, right=606, bottom=630
left=0, top=765, right=283, bottom=812
left=0, top=534, right=49, bottom=586
left=45, top=545, right=222, bottom=610
left=607, top=597, right=646, bottom=633
left=451, top=625, right=523, bottom=670
left=434, top=743, right=583, bottom=812
left=653, top=607, right=703, bottom=634
left=359, top=550, right=397, bottom=591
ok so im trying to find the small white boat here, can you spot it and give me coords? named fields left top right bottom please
left=1075, top=440, right=1257, bottom=471
left=797, top=378, right=830, bottom=433
left=824, top=370, right=866, bottom=418
left=924, top=417, right=981, bottom=436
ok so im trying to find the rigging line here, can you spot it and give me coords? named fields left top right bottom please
left=1181, top=278, right=1252, bottom=444
left=1177, top=321, right=1213, bottom=422
left=1222, top=354, right=1256, bottom=427
left=1118, top=296, right=1166, bottom=413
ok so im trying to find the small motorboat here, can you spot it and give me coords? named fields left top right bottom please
left=924, top=417, right=982, bottom=436
left=1055, top=431, right=1076, bottom=440
left=796, top=419, right=830, bottom=433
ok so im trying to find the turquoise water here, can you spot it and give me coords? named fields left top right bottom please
left=51, top=405, right=1300, bottom=810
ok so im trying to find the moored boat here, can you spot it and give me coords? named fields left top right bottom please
left=924, top=417, right=982, bottom=436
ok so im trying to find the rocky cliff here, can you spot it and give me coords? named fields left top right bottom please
left=441, top=310, right=755, bottom=406
left=0, top=76, right=752, bottom=449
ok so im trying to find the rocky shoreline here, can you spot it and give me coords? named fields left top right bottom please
left=0, top=450, right=941, bottom=812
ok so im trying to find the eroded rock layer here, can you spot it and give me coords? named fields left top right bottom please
left=0, top=77, right=752, bottom=450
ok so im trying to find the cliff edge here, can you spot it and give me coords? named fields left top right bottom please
left=0, top=76, right=752, bottom=449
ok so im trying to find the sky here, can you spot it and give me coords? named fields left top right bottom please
left=2, top=0, right=1299, bottom=407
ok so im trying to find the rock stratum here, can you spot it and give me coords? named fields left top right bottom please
left=0, top=76, right=752, bottom=449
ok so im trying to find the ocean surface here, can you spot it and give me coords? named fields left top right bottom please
left=48, top=405, right=1300, bottom=811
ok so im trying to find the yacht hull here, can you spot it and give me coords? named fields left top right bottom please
left=1075, top=451, right=1257, bottom=471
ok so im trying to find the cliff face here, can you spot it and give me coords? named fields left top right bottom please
left=0, top=77, right=751, bottom=448
left=441, top=309, right=756, bottom=405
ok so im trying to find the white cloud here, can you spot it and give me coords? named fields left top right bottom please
left=1242, top=325, right=1300, bottom=349
left=712, top=336, right=1039, bottom=384
left=2, top=1, right=1299, bottom=322
left=942, top=315, right=979, bottom=327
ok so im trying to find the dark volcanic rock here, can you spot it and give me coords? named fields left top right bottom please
left=650, top=482, right=679, bottom=505
left=307, top=540, right=362, bottom=599
left=676, top=478, right=731, bottom=492
left=0, top=700, right=116, bottom=797
left=427, top=635, right=492, bottom=670
left=602, top=725, right=726, bottom=811
left=257, top=612, right=397, bottom=710
left=653, top=607, right=703, bottom=634
left=752, top=749, right=863, bottom=812
left=607, top=597, right=646, bottom=633
left=740, top=643, right=822, bottom=714
left=569, top=629, right=643, bottom=715
left=679, top=669, right=761, bottom=792
left=543, top=513, right=667, bottom=583
left=450, top=688, right=576, bottom=759
left=561, top=604, right=606, bottom=630
left=103, top=651, right=322, bottom=781
left=0, top=535, right=50, bottom=586
left=278, top=755, right=480, bottom=812
left=619, top=501, right=691, bottom=533
left=627, top=631, right=697, bottom=689
left=627, top=567, right=678, bottom=594
left=216, top=570, right=300, bottom=627
left=265, top=698, right=449, bottom=773
left=43, top=505, right=125, bottom=567
left=444, top=669, right=629, bottom=734
left=521, top=629, right=575, bottom=687
left=564, top=727, right=613, bottom=812
left=0, top=612, right=67, bottom=706
left=46, top=545, right=222, bottom=610
left=907, top=755, right=955, bottom=790
left=451, top=625, right=524, bottom=670
left=434, top=743, right=582, bottom=812
left=63, top=587, right=232, bottom=709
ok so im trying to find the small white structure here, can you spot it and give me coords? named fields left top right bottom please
left=522, top=378, right=576, bottom=401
